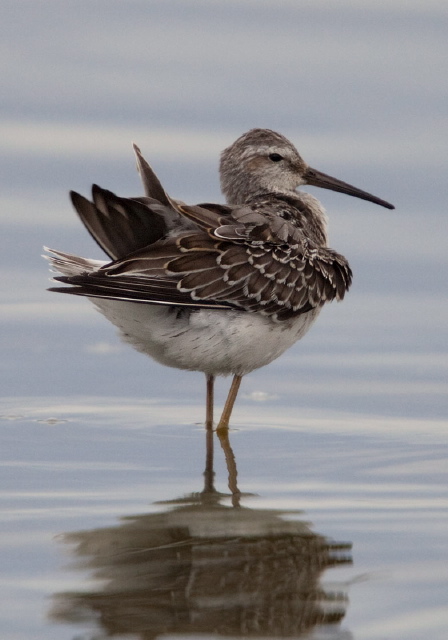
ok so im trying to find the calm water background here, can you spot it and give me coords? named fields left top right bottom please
left=1, top=2, right=447, bottom=639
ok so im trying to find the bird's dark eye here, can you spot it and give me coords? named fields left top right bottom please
left=269, top=153, right=283, bottom=162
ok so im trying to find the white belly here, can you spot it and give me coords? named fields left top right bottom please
left=91, top=299, right=321, bottom=377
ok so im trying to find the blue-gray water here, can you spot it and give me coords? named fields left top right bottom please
left=1, top=2, right=447, bottom=638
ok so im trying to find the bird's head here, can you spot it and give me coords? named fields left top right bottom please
left=220, top=128, right=394, bottom=210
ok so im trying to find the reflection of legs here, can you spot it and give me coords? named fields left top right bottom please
left=217, top=426, right=240, bottom=505
left=205, top=374, right=214, bottom=428
left=203, top=424, right=215, bottom=493
left=217, top=374, right=242, bottom=431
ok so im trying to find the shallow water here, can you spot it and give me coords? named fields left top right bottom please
left=1, top=390, right=447, bottom=640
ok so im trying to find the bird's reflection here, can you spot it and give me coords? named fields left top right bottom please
left=50, top=428, right=352, bottom=639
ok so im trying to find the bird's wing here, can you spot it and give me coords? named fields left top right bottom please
left=172, top=200, right=352, bottom=320
left=69, top=146, right=197, bottom=261
left=59, top=196, right=352, bottom=321
left=133, top=142, right=174, bottom=206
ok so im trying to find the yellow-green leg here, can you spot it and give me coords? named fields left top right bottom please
left=216, top=374, right=242, bottom=431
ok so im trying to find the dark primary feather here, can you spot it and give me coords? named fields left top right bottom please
left=51, top=185, right=352, bottom=321
left=70, top=186, right=198, bottom=261
left=70, top=147, right=196, bottom=260
left=70, top=187, right=168, bottom=260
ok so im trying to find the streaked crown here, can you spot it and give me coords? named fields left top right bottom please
left=220, top=128, right=308, bottom=204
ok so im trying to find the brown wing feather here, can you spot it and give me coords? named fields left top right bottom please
left=53, top=188, right=352, bottom=320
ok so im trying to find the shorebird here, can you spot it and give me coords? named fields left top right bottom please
left=46, top=129, right=394, bottom=429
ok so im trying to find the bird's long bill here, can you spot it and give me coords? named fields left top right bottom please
left=305, top=167, right=394, bottom=210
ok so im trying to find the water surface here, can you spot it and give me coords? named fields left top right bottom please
left=1, top=393, right=447, bottom=639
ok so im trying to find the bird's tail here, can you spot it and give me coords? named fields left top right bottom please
left=43, top=247, right=106, bottom=278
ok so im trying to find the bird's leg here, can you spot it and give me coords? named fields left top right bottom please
left=205, top=374, right=214, bottom=429
left=216, top=374, right=242, bottom=431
